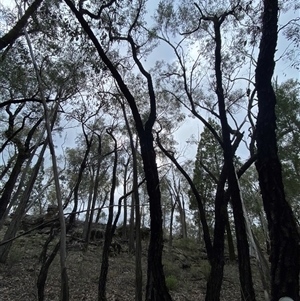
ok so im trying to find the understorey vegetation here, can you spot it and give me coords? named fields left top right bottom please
left=0, top=0, right=299, bottom=300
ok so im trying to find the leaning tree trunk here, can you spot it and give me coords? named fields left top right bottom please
left=0, top=130, right=48, bottom=263
left=213, top=17, right=256, bottom=301
left=255, top=0, right=300, bottom=300
left=63, top=3, right=172, bottom=300
left=23, top=21, right=69, bottom=300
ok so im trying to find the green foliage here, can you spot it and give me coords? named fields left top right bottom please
left=189, top=118, right=223, bottom=232
left=275, top=79, right=300, bottom=217
left=163, top=260, right=181, bottom=278
left=165, top=275, right=178, bottom=291
left=172, top=237, right=198, bottom=252
left=7, top=245, right=23, bottom=267
left=200, top=260, right=211, bottom=281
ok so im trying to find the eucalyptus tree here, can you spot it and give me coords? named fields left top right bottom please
left=0, top=0, right=44, bottom=50
left=190, top=119, right=238, bottom=259
left=62, top=1, right=177, bottom=299
left=275, top=79, right=300, bottom=218
left=153, top=1, right=258, bottom=299
left=0, top=3, right=97, bottom=300
left=255, top=0, right=300, bottom=300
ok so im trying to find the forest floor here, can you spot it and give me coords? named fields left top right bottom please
left=0, top=220, right=267, bottom=301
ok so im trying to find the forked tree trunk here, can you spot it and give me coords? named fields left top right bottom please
left=0, top=131, right=48, bottom=263
left=64, top=3, right=172, bottom=299
left=213, top=17, right=256, bottom=301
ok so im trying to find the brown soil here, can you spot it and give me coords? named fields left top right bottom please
left=0, top=223, right=266, bottom=301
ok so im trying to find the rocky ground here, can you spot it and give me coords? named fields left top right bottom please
left=0, top=220, right=267, bottom=301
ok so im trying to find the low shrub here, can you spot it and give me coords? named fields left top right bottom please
left=165, top=275, right=177, bottom=291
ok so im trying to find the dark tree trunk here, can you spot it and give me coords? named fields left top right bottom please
left=0, top=153, right=27, bottom=221
left=64, top=3, right=172, bottom=299
left=255, top=0, right=300, bottom=300
left=0, top=138, right=47, bottom=263
left=168, top=192, right=176, bottom=254
left=121, top=100, right=143, bottom=300
left=225, top=212, right=236, bottom=262
left=37, top=234, right=61, bottom=301
left=69, top=128, right=93, bottom=225
left=0, top=114, right=43, bottom=222
left=141, top=132, right=172, bottom=301
left=121, top=157, right=130, bottom=240
left=0, top=0, right=43, bottom=50
left=213, top=18, right=256, bottom=301
left=98, top=130, right=118, bottom=301
left=85, top=136, right=102, bottom=250
left=205, top=165, right=228, bottom=301
left=156, top=138, right=213, bottom=262
left=129, top=192, right=135, bottom=252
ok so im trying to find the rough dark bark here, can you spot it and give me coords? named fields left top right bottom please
left=255, top=0, right=300, bottom=300
left=37, top=231, right=61, bottom=301
left=212, top=16, right=256, bottom=301
left=225, top=213, right=236, bottom=262
left=0, top=114, right=43, bottom=221
left=0, top=153, right=27, bottom=220
left=64, top=3, right=172, bottom=300
left=0, top=138, right=47, bottom=263
left=141, top=132, right=171, bottom=301
left=0, top=0, right=43, bottom=50
left=205, top=164, right=228, bottom=301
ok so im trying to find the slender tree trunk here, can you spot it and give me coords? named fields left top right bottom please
left=237, top=171, right=270, bottom=300
left=122, top=158, right=130, bottom=240
left=70, top=129, right=93, bottom=225
left=255, top=0, right=300, bottom=300
left=98, top=130, right=118, bottom=301
left=63, top=4, right=172, bottom=299
left=213, top=18, right=256, bottom=301
left=129, top=192, right=135, bottom=252
left=83, top=174, right=94, bottom=240
left=95, top=192, right=109, bottom=224
left=134, top=150, right=143, bottom=301
left=37, top=236, right=61, bottom=301
left=23, top=21, right=68, bottom=300
left=122, top=102, right=143, bottom=301
left=85, top=136, right=102, bottom=250
left=177, top=193, right=187, bottom=239
left=0, top=135, right=48, bottom=263
left=0, top=152, right=28, bottom=221
left=156, top=138, right=213, bottom=262
left=225, top=213, right=236, bottom=262
left=168, top=191, right=176, bottom=255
